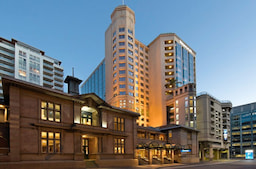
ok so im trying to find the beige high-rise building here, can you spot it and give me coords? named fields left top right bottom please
left=105, top=5, right=150, bottom=126
left=81, top=5, right=196, bottom=128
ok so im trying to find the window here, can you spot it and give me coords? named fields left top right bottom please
left=119, top=77, right=125, bottom=81
left=119, top=35, right=125, bottom=39
left=113, top=79, right=117, bottom=84
left=113, top=45, right=116, bottom=51
left=119, top=27, right=125, bottom=32
left=81, top=111, right=92, bottom=125
left=128, top=71, right=134, bottom=76
left=128, top=36, right=133, bottom=42
left=114, top=138, right=125, bottom=154
left=119, top=42, right=125, bottom=46
left=114, top=117, right=125, bottom=131
left=128, top=78, right=134, bottom=83
left=113, top=38, right=116, bottom=44
left=113, top=31, right=116, bottom=37
left=41, top=131, right=61, bottom=153
left=113, top=72, right=117, bottom=77
left=164, top=40, right=173, bottom=44
left=41, top=101, right=61, bottom=122
left=119, top=56, right=125, bottom=60
left=113, top=59, right=116, bottom=64
left=128, top=64, right=133, bottom=70
left=135, top=50, right=138, bottom=54
left=119, top=63, right=125, bottom=67
left=119, top=49, right=125, bottom=53
left=120, top=91, right=126, bottom=95
left=129, top=92, right=134, bottom=96
left=113, top=66, right=117, bottom=71
left=128, top=43, right=133, bottom=49
left=119, top=84, right=125, bottom=88
left=140, top=46, right=143, bottom=51
left=135, top=43, right=138, bottom=48
left=128, top=49, right=133, bottom=56
left=113, top=51, right=116, bottom=57
left=128, top=29, right=133, bottom=35
left=128, top=57, right=133, bottom=62
left=128, top=85, right=134, bottom=90
left=119, top=70, right=125, bottom=74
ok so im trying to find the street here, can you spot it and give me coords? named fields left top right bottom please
left=160, top=160, right=256, bottom=169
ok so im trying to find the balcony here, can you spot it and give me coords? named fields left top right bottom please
left=0, top=49, right=14, bottom=58
left=0, top=43, right=15, bottom=51
left=43, top=69, right=53, bottom=75
left=0, top=56, right=14, bottom=65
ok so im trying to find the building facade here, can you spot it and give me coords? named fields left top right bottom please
left=81, top=5, right=196, bottom=128
left=0, top=37, right=64, bottom=99
left=196, top=93, right=232, bottom=161
left=148, top=33, right=196, bottom=127
left=0, top=76, right=139, bottom=168
left=81, top=59, right=105, bottom=100
left=230, top=102, right=256, bottom=158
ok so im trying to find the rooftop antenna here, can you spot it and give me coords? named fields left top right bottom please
left=72, top=67, right=74, bottom=77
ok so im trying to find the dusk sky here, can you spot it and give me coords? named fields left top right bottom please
left=1, top=0, right=256, bottom=106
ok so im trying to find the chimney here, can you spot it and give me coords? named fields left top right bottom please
left=64, top=75, right=82, bottom=95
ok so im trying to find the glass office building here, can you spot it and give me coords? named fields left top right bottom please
left=231, top=102, right=256, bottom=158
left=81, top=59, right=106, bottom=100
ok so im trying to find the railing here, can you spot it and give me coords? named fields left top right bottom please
left=197, top=91, right=232, bottom=104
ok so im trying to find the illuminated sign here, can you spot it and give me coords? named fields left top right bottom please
left=223, top=129, right=228, bottom=141
left=245, top=150, right=254, bottom=160
left=181, top=149, right=191, bottom=153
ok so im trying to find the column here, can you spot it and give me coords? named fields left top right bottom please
left=148, top=149, right=152, bottom=164
left=209, top=147, right=213, bottom=161
left=171, top=150, right=174, bottom=163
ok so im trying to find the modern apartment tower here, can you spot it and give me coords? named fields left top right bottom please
left=196, top=93, right=232, bottom=160
left=230, top=102, right=256, bottom=158
left=81, top=5, right=196, bottom=128
left=0, top=37, right=64, bottom=98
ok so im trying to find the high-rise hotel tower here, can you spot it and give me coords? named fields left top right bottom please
left=81, top=5, right=196, bottom=127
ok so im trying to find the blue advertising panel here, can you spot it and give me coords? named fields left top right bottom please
left=245, top=150, right=254, bottom=160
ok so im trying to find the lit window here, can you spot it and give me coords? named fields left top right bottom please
left=41, top=131, right=61, bottom=153
left=114, top=138, right=125, bottom=154
left=114, top=117, right=125, bottom=131
left=41, top=101, right=61, bottom=122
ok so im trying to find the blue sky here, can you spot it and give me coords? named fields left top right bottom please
left=1, top=0, right=256, bottom=106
